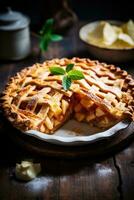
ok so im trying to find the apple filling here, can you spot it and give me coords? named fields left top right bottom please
left=73, top=94, right=118, bottom=129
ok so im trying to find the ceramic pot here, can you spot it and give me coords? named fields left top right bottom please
left=0, top=7, right=31, bottom=60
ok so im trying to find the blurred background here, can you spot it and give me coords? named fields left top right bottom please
left=0, top=0, right=134, bottom=31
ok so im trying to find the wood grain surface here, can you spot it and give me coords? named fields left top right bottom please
left=0, top=22, right=134, bottom=200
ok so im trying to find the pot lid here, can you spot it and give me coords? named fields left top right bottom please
left=0, top=7, right=30, bottom=31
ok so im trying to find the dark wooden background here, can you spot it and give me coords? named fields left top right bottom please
left=0, top=22, right=134, bottom=200
left=0, top=0, right=134, bottom=31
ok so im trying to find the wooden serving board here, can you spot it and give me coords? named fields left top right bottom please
left=3, top=117, right=134, bottom=158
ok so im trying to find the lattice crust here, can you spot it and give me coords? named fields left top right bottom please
left=1, top=57, right=134, bottom=134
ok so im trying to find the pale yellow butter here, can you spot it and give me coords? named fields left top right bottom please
left=88, top=20, right=134, bottom=49
left=15, top=161, right=41, bottom=181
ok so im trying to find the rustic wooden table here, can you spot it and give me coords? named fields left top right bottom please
left=0, top=22, right=134, bottom=200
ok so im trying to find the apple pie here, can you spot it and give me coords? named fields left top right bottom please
left=1, top=57, right=134, bottom=134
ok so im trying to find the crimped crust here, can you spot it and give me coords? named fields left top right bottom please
left=1, top=57, right=134, bottom=134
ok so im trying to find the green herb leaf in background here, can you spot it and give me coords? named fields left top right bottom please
left=39, top=18, right=63, bottom=52
left=66, top=63, right=74, bottom=72
left=62, top=76, right=72, bottom=90
left=39, top=35, right=51, bottom=51
left=68, top=70, right=85, bottom=80
left=50, top=66, right=65, bottom=75
left=40, top=18, right=54, bottom=35
left=50, top=34, right=63, bottom=42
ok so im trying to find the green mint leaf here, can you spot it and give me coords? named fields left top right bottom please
left=50, top=34, right=63, bottom=42
left=66, top=63, right=74, bottom=72
left=62, top=76, right=72, bottom=90
left=40, top=18, right=54, bottom=35
left=39, top=35, right=51, bottom=51
left=68, top=70, right=85, bottom=80
left=50, top=66, right=65, bottom=75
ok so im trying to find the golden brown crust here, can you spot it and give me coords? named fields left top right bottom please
left=1, top=57, right=134, bottom=134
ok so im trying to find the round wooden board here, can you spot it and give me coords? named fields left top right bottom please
left=8, top=121, right=134, bottom=158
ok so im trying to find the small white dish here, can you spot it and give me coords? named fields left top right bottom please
left=79, top=20, right=134, bottom=63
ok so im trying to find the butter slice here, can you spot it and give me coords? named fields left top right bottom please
left=103, top=22, right=118, bottom=45
left=122, top=20, right=134, bottom=40
left=118, top=33, right=134, bottom=46
left=15, top=161, right=41, bottom=181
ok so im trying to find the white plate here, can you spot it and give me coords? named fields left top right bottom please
left=79, top=21, right=134, bottom=63
left=25, top=119, right=129, bottom=146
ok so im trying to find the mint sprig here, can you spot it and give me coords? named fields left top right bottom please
left=66, top=63, right=74, bottom=72
left=62, top=76, right=72, bottom=90
left=50, top=66, right=65, bottom=75
left=68, top=70, right=84, bottom=80
left=49, top=63, right=85, bottom=90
